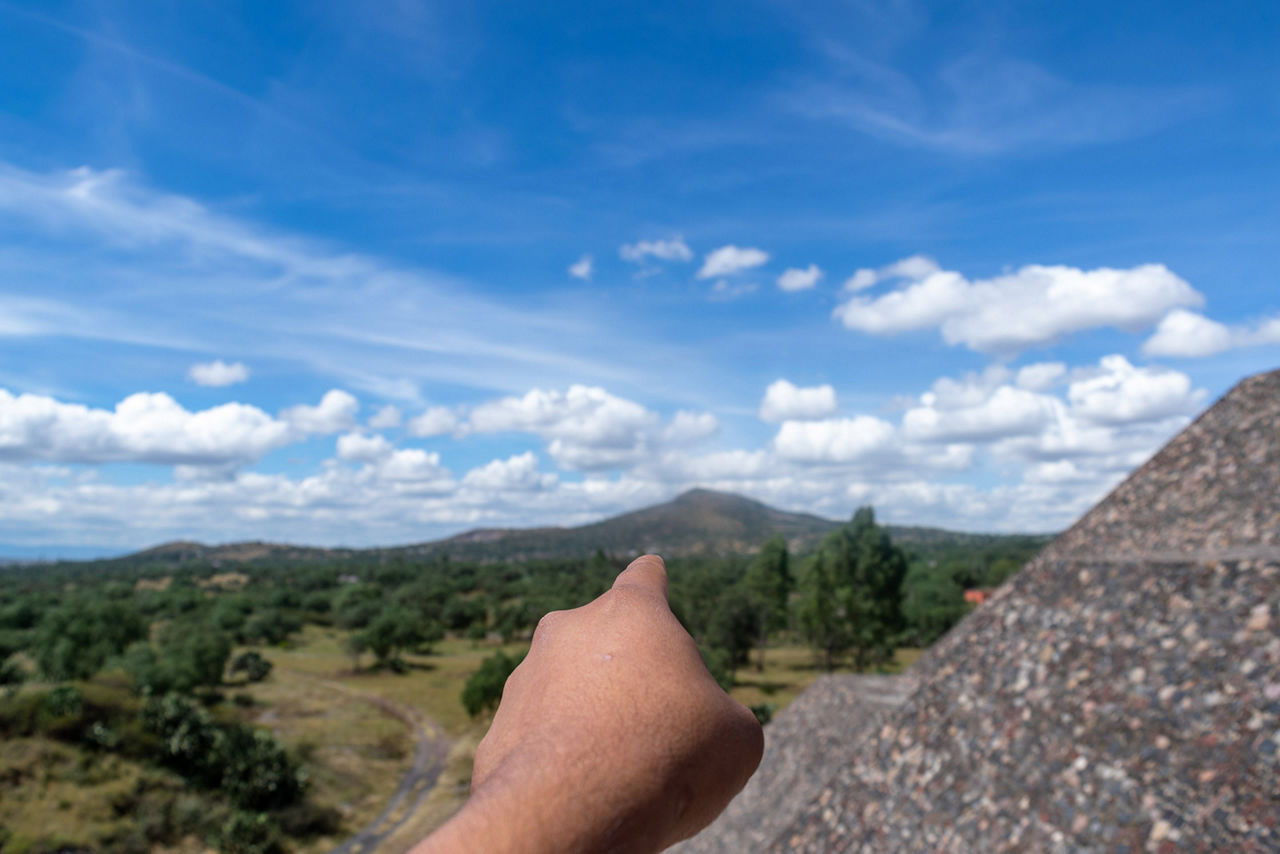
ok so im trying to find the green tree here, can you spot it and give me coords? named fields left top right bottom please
left=125, top=622, right=232, bottom=694
left=359, top=607, right=425, bottom=668
left=743, top=536, right=791, bottom=671
left=241, top=609, right=301, bottom=646
left=33, top=599, right=147, bottom=681
left=461, top=650, right=524, bottom=717
left=228, top=651, right=273, bottom=683
left=797, top=507, right=906, bottom=671
left=901, top=565, right=968, bottom=646
left=704, top=586, right=762, bottom=677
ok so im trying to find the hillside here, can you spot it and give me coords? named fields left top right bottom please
left=91, top=488, right=1052, bottom=568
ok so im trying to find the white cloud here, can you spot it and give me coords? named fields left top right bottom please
left=0, top=162, right=676, bottom=403
left=777, top=264, right=823, bottom=292
left=697, top=245, right=769, bottom=279
left=883, top=255, right=941, bottom=281
left=280, top=390, right=358, bottom=434
left=336, top=432, right=392, bottom=463
left=0, top=388, right=291, bottom=465
left=773, top=416, right=895, bottom=463
left=619, top=237, right=693, bottom=263
left=463, top=386, right=718, bottom=472
left=1066, top=355, right=1203, bottom=425
left=377, top=448, right=452, bottom=484
left=187, top=360, right=249, bottom=387
left=834, top=259, right=1202, bottom=353
left=407, top=406, right=459, bottom=437
left=568, top=254, right=594, bottom=281
left=1142, top=308, right=1280, bottom=358
left=462, top=451, right=556, bottom=492
left=1015, top=362, right=1067, bottom=392
left=843, top=269, right=878, bottom=292
left=367, top=405, right=402, bottom=429
left=0, top=353, right=1218, bottom=549
left=904, top=385, right=1057, bottom=443
left=468, top=384, right=658, bottom=471
left=662, top=411, right=719, bottom=444
left=759, top=379, right=839, bottom=422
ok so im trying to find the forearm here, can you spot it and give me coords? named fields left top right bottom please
left=413, top=751, right=681, bottom=854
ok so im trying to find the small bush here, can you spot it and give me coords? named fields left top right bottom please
left=218, top=811, right=281, bottom=854
left=229, top=651, right=273, bottom=684
left=461, top=650, right=524, bottom=717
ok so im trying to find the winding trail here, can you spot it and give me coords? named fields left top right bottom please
left=284, top=670, right=452, bottom=854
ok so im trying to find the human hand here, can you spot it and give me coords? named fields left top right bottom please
left=413, top=554, right=764, bottom=854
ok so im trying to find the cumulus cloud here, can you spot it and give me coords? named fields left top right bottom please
left=759, top=380, right=839, bottom=422
left=568, top=254, right=594, bottom=280
left=834, top=258, right=1202, bottom=353
left=1015, top=362, right=1067, bottom=392
left=777, top=264, right=823, bottom=292
left=619, top=237, right=693, bottom=263
left=188, top=360, right=249, bottom=387
left=407, top=406, right=459, bottom=437
left=904, top=384, right=1058, bottom=443
left=376, top=448, right=453, bottom=484
left=773, top=416, right=895, bottom=463
left=334, top=429, right=454, bottom=487
left=1066, top=355, right=1203, bottom=425
left=1142, top=308, right=1280, bottom=358
left=469, top=385, right=658, bottom=471
left=697, top=245, right=769, bottom=279
left=280, top=390, right=358, bottom=434
left=662, top=411, right=719, bottom=444
left=462, top=451, right=556, bottom=491
left=367, top=405, right=402, bottom=429
left=336, top=432, right=392, bottom=463
left=463, top=386, right=717, bottom=472
left=0, top=388, right=291, bottom=465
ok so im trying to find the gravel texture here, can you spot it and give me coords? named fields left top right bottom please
left=669, top=675, right=916, bottom=854
left=685, top=368, right=1280, bottom=853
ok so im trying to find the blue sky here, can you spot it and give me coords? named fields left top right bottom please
left=0, top=0, right=1277, bottom=556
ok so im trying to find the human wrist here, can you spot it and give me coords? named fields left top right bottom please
left=427, top=737, right=682, bottom=854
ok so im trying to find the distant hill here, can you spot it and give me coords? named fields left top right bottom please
left=395, top=488, right=842, bottom=561
left=101, top=488, right=1053, bottom=567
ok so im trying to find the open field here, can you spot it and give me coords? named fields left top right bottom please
left=247, top=628, right=925, bottom=852
left=0, top=625, right=925, bottom=854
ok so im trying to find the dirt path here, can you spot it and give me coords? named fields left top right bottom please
left=284, top=670, right=452, bottom=854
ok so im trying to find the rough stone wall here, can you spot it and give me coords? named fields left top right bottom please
left=683, top=368, right=1280, bottom=853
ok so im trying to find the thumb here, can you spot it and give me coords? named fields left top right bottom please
left=611, top=554, right=669, bottom=601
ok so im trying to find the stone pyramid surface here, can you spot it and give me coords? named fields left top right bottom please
left=686, top=368, right=1280, bottom=853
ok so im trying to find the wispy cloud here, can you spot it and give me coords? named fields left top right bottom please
left=0, top=161, right=687, bottom=401
left=788, top=43, right=1213, bottom=154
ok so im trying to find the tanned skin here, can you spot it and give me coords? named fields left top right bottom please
left=411, top=555, right=764, bottom=854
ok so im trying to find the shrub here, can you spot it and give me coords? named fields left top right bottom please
left=228, top=651, right=273, bottom=683
left=461, top=650, right=524, bottom=717
left=142, top=693, right=304, bottom=810
left=218, top=811, right=281, bottom=854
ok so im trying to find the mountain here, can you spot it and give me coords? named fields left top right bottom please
left=404, top=488, right=842, bottom=561
left=99, top=488, right=1052, bottom=567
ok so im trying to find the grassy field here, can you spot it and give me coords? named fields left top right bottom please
left=0, top=631, right=923, bottom=853
left=248, top=629, right=924, bottom=851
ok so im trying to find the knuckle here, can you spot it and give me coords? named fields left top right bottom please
left=533, top=609, right=565, bottom=641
